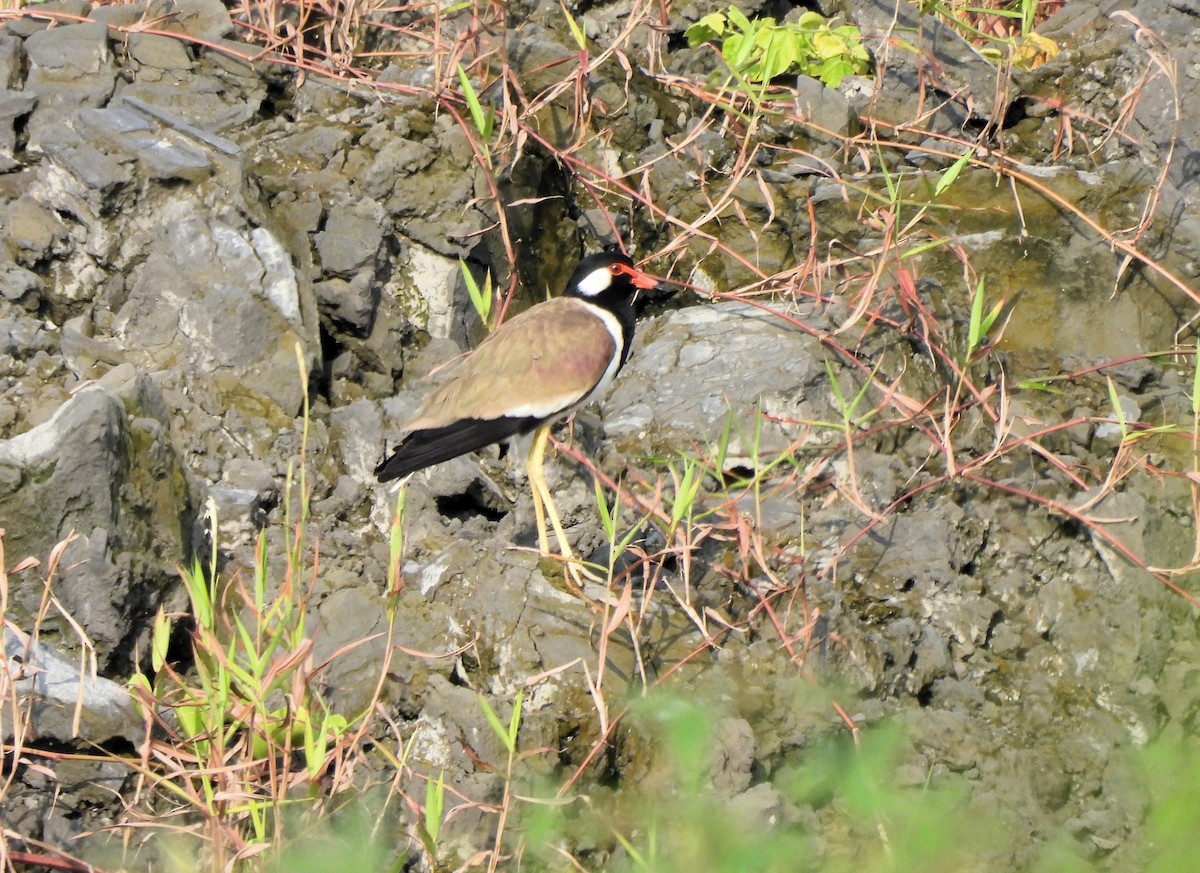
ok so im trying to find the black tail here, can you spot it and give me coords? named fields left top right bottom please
left=374, top=415, right=542, bottom=482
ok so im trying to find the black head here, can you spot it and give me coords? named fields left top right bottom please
left=563, top=251, right=658, bottom=302
left=562, top=251, right=658, bottom=370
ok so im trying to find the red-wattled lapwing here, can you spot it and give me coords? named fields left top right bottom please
left=375, top=250, right=658, bottom=574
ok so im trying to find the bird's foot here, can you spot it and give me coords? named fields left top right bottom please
left=527, top=549, right=618, bottom=605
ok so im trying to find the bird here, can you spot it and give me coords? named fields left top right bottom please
left=375, top=249, right=659, bottom=574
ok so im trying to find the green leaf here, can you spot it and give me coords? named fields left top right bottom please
left=1192, top=349, right=1200, bottom=416
left=594, top=478, right=617, bottom=542
left=507, top=689, right=523, bottom=750
left=460, top=259, right=492, bottom=327
left=559, top=0, right=587, bottom=51
left=726, top=6, right=754, bottom=32
left=479, top=694, right=517, bottom=755
left=181, top=556, right=212, bottom=631
left=685, top=11, right=728, bottom=47
left=935, top=149, right=973, bottom=197
left=760, top=32, right=800, bottom=80
left=424, top=771, right=445, bottom=847
left=967, top=276, right=987, bottom=357
left=456, top=63, right=493, bottom=144
left=151, top=607, right=171, bottom=673
left=1106, top=376, right=1128, bottom=438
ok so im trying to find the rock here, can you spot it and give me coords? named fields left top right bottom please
left=24, top=22, right=118, bottom=153
left=315, top=200, right=386, bottom=276
left=3, top=623, right=141, bottom=744
left=112, top=202, right=314, bottom=418
left=74, top=104, right=214, bottom=183
left=710, top=716, right=756, bottom=793
left=315, top=275, right=378, bottom=335
left=507, top=23, right=576, bottom=93
left=0, top=90, right=38, bottom=169
left=793, top=74, right=859, bottom=138
left=360, top=135, right=436, bottom=199
left=157, top=0, right=235, bottom=41
left=602, top=301, right=841, bottom=465
left=405, top=245, right=468, bottom=342
left=0, top=262, right=44, bottom=308
left=126, top=32, right=194, bottom=72
left=0, top=31, right=23, bottom=89
left=848, top=0, right=1008, bottom=125
left=36, top=121, right=136, bottom=212
left=0, top=383, right=200, bottom=672
left=3, top=195, right=68, bottom=260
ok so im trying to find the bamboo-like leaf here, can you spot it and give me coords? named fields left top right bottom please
left=479, top=694, right=515, bottom=754
left=1106, top=376, right=1128, bottom=438
left=559, top=0, right=587, bottom=51
left=1192, top=348, right=1200, bottom=416
left=424, top=771, right=445, bottom=847
left=460, top=259, right=492, bottom=328
left=594, top=478, right=617, bottom=542
left=935, top=149, right=972, bottom=197
left=507, top=689, right=523, bottom=751
left=456, top=63, right=493, bottom=142
left=151, top=607, right=171, bottom=673
left=967, top=276, right=987, bottom=358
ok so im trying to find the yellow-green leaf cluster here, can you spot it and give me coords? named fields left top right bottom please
left=685, top=7, right=871, bottom=87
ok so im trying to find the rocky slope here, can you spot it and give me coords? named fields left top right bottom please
left=2, top=0, right=1200, bottom=868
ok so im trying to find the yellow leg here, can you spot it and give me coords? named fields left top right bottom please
left=525, top=426, right=609, bottom=592
left=526, top=425, right=574, bottom=560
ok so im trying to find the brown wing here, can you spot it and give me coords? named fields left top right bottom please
left=402, top=297, right=617, bottom=432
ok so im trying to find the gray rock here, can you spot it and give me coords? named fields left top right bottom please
left=37, top=119, right=135, bottom=207
left=113, top=204, right=313, bottom=418
left=3, top=195, right=68, bottom=260
left=0, top=383, right=199, bottom=672
left=603, top=301, right=841, bottom=465
left=157, top=0, right=234, bottom=41
left=331, top=398, right=388, bottom=483
left=61, top=314, right=130, bottom=379
left=710, top=716, right=756, bottom=793
left=793, top=74, right=859, bottom=138
left=507, top=23, right=575, bottom=93
left=4, top=623, right=141, bottom=744
left=3, top=0, right=88, bottom=38
left=24, top=22, right=118, bottom=152
left=315, top=274, right=378, bottom=335
left=116, top=94, right=240, bottom=155
left=74, top=104, right=214, bottom=183
left=0, top=262, right=44, bottom=308
left=116, top=77, right=264, bottom=132
left=360, top=135, right=436, bottom=199
left=126, top=32, right=194, bottom=72
left=315, top=201, right=387, bottom=276
left=0, top=31, right=22, bottom=89
left=848, top=0, right=1007, bottom=125
left=0, top=90, right=38, bottom=167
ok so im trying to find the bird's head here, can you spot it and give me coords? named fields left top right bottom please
left=565, top=251, right=659, bottom=300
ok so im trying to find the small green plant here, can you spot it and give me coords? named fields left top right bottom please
left=461, top=258, right=494, bottom=330
left=685, top=8, right=871, bottom=87
left=479, top=691, right=523, bottom=873
left=417, top=771, right=445, bottom=859
left=964, top=276, right=1005, bottom=364
left=456, top=63, right=495, bottom=164
left=121, top=344, right=405, bottom=870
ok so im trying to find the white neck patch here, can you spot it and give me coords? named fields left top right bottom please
left=574, top=266, right=614, bottom=297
